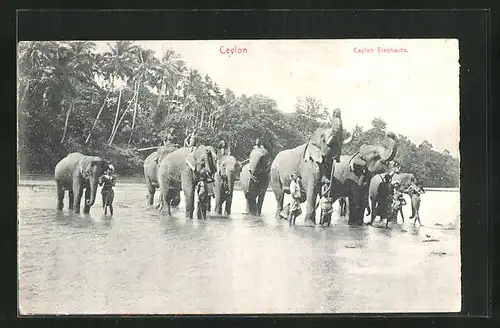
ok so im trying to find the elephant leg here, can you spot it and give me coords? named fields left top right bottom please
left=246, top=193, right=257, bottom=215
left=214, top=186, right=222, bottom=214
left=83, top=188, right=91, bottom=214
left=56, top=181, right=64, bottom=211
left=184, top=189, right=195, bottom=219
left=304, top=187, right=317, bottom=226
left=273, top=187, right=284, bottom=219
left=147, top=184, right=155, bottom=207
left=369, top=197, right=377, bottom=225
left=73, top=184, right=83, bottom=214
left=197, top=202, right=201, bottom=220
left=256, top=193, right=265, bottom=215
left=348, top=187, right=364, bottom=226
left=102, top=193, right=106, bottom=211
left=225, top=194, right=233, bottom=215
left=68, top=189, right=74, bottom=210
left=244, top=193, right=251, bottom=213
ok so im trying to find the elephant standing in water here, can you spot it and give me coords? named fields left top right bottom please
left=240, top=147, right=270, bottom=215
left=213, top=155, right=241, bottom=215
left=157, top=145, right=217, bottom=219
left=348, top=131, right=399, bottom=214
left=54, top=152, right=109, bottom=214
left=143, top=145, right=180, bottom=208
left=270, top=108, right=353, bottom=225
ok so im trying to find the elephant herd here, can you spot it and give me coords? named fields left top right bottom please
left=54, top=109, right=424, bottom=227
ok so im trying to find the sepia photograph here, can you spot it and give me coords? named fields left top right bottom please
left=17, top=39, right=460, bottom=314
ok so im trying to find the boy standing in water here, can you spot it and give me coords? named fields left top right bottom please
left=99, top=164, right=116, bottom=216
left=319, top=178, right=333, bottom=227
left=196, top=175, right=209, bottom=220
left=390, top=180, right=407, bottom=223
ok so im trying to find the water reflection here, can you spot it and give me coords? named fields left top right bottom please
left=18, top=182, right=461, bottom=314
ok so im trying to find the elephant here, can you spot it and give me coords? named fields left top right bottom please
left=143, top=145, right=181, bottom=208
left=213, top=155, right=242, bottom=215
left=54, top=152, right=109, bottom=214
left=348, top=131, right=399, bottom=216
left=240, top=147, right=271, bottom=215
left=157, top=145, right=217, bottom=219
left=329, top=155, right=369, bottom=225
left=392, top=173, right=425, bottom=225
left=270, top=123, right=353, bottom=225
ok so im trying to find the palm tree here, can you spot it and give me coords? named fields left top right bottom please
left=156, top=49, right=184, bottom=106
left=100, top=41, right=137, bottom=144
left=125, top=48, right=159, bottom=146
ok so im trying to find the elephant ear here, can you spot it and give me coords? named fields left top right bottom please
left=186, top=152, right=197, bottom=172
left=152, top=152, right=160, bottom=164
left=79, top=157, right=104, bottom=179
left=304, top=143, right=323, bottom=164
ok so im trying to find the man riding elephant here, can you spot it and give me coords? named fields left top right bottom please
left=163, top=128, right=177, bottom=147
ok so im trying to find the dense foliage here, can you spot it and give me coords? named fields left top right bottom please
left=17, top=41, right=459, bottom=187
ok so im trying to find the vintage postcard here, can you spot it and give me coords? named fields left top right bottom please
left=17, top=39, right=460, bottom=314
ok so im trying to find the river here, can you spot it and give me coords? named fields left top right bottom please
left=18, top=178, right=461, bottom=314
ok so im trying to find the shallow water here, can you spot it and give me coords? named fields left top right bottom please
left=18, top=179, right=461, bottom=314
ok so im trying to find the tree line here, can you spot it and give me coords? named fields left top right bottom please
left=17, top=41, right=459, bottom=188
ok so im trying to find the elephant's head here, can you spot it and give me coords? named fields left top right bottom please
left=247, top=147, right=270, bottom=182
left=218, top=155, right=242, bottom=194
left=381, top=131, right=398, bottom=162
left=186, top=145, right=217, bottom=178
left=358, top=131, right=399, bottom=174
left=393, top=173, right=424, bottom=193
left=79, top=156, right=109, bottom=207
left=303, top=128, right=339, bottom=164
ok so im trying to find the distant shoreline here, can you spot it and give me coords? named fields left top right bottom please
left=17, top=175, right=460, bottom=193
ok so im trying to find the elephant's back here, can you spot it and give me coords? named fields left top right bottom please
left=157, top=147, right=189, bottom=187
left=162, top=147, right=190, bottom=167
left=271, top=145, right=306, bottom=172
left=54, top=152, right=84, bottom=178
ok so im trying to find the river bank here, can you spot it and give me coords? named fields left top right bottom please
left=17, top=174, right=459, bottom=193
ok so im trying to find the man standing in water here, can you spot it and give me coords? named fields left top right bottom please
left=99, top=164, right=116, bottom=216
left=288, top=174, right=303, bottom=226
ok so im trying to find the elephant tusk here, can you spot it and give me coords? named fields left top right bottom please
left=342, top=133, right=354, bottom=145
left=326, top=135, right=334, bottom=146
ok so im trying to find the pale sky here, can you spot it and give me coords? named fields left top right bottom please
left=94, top=39, right=460, bottom=157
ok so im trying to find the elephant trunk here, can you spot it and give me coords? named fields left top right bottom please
left=227, top=171, right=234, bottom=195
left=86, top=174, right=98, bottom=206
left=382, top=132, right=398, bottom=162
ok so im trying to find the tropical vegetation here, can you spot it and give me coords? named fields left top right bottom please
left=17, top=41, right=459, bottom=188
